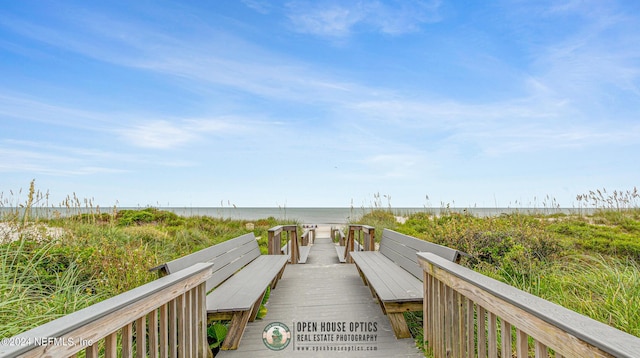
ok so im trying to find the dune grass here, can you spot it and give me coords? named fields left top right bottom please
left=0, top=238, right=105, bottom=338
left=354, top=204, right=640, bottom=346
left=2, top=183, right=639, bottom=348
left=0, top=187, right=292, bottom=339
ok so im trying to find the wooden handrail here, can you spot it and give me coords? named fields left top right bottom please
left=268, top=225, right=300, bottom=263
left=0, top=263, right=214, bottom=358
left=301, top=225, right=316, bottom=245
left=338, top=225, right=376, bottom=263
left=417, top=252, right=640, bottom=358
left=331, top=226, right=345, bottom=245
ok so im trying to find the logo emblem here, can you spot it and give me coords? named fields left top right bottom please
left=262, top=322, right=291, bottom=351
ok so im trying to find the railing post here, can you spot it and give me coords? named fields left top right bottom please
left=268, top=227, right=282, bottom=255
left=269, top=225, right=301, bottom=263
left=364, top=226, right=375, bottom=251
left=289, top=227, right=300, bottom=264
left=345, top=226, right=355, bottom=263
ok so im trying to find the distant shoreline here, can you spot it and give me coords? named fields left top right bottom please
left=1, top=206, right=596, bottom=224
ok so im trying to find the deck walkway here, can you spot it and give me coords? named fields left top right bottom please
left=218, top=226, right=423, bottom=357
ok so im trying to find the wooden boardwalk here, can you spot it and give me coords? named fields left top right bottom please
left=218, top=227, right=423, bottom=357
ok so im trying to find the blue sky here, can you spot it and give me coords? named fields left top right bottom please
left=1, top=1, right=639, bottom=208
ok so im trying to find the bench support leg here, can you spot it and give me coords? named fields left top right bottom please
left=249, top=289, right=267, bottom=322
left=271, top=266, right=286, bottom=289
left=221, top=311, right=252, bottom=350
left=387, top=312, right=412, bottom=339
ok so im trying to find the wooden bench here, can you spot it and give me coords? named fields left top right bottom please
left=150, top=233, right=288, bottom=350
left=350, top=229, right=466, bottom=339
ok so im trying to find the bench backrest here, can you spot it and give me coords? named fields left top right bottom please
left=158, top=233, right=261, bottom=291
left=379, top=229, right=462, bottom=279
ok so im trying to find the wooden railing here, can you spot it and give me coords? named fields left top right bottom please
left=335, top=225, right=376, bottom=263
left=301, top=224, right=317, bottom=245
left=417, top=252, right=640, bottom=358
left=347, top=225, right=375, bottom=251
left=0, top=263, right=214, bottom=358
left=268, top=225, right=299, bottom=263
left=331, top=226, right=345, bottom=245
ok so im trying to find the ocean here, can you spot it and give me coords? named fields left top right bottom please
left=1, top=206, right=586, bottom=224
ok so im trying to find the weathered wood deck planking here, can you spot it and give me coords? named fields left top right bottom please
left=217, top=227, right=424, bottom=357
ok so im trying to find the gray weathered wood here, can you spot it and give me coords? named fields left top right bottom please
left=154, top=232, right=289, bottom=351
left=152, top=233, right=255, bottom=273
left=0, top=263, right=213, bottom=358
left=282, top=241, right=312, bottom=264
left=335, top=240, right=363, bottom=263
left=418, top=252, right=640, bottom=358
left=379, top=229, right=463, bottom=278
left=349, top=229, right=465, bottom=339
left=349, top=252, right=422, bottom=302
left=207, top=255, right=289, bottom=312
left=217, top=233, right=423, bottom=357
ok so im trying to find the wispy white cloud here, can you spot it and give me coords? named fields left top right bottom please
left=501, top=1, right=640, bottom=105
left=0, top=92, right=113, bottom=131
left=116, top=117, right=252, bottom=149
left=117, top=120, right=197, bottom=149
left=347, top=91, right=640, bottom=157
left=286, top=2, right=364, bottom=37
left=242, top=0, right=273, bottom=14
left=0, top=140, right=127, bottom=176
left=285, top=0, right=442, bottom=37
left=0, top=8, right=372, bottom=105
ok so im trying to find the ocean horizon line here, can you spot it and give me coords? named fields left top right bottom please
left=2, top=206, right=595, bottom=224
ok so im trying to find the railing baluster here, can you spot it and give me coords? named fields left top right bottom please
left=190, top=287, right=198, bottom=357
left=184, top=290, right=192, bottom=356
left=84, top=342, right=98, bottom=358
left=501, top=319, right=512, bottom=358
left=105, top=331, right=118, bottom=358
left=122, top=323, right=133, bottom=358
left=452, top=289, right=461, bottom=358
left=135, top=316, right=146, bottom=358
left=159, top=303, right=169, bottom=358
left=425, top=271, right=432, bottom=355
left=169, top=298, right=177, bottom=357
left=478, top=306, right=487, bottom=358
left=198, top=282, right=208, bottom=358
left=437, top=280, right=445, bottom=358
left=488, top=312, right=498, bottom=358
left=177, top=293, right=186, bottom=358
left=535, top=341, right=549, bottom=358
left=148, top=309, right=159, bottom=358
left=516, top=328, right=528, bottom=358
left=466, top=298, right=473, bottom=358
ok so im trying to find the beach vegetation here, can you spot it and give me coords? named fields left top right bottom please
left=0, top=182, right=296, bottom=342
left=353, top=192, right=640, bottom=349
left=2, top=182, right=639, bottom=356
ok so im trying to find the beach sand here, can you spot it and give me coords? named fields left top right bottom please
left=0, top=222, right=64, bottom=242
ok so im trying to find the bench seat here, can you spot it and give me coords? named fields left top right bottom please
left=207, top=255, right=289, bottom=313
left=151, top=233, right=288, bottom=350
left=350, top=229, right=465, bottom=339
left=349, top=251, right=422, bottom=303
